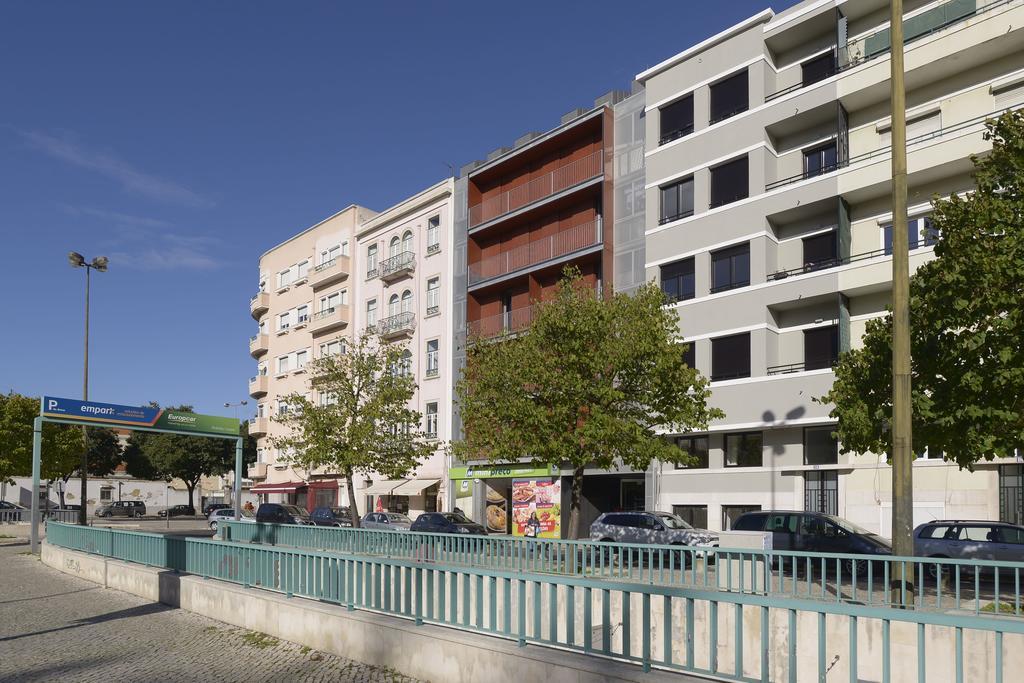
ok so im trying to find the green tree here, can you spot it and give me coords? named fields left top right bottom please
left=454, top=270, right=723, bottom=539
left=272, top=331, right=434, bottom=528
left=50, top=427, right=122, bottom=508
left=0, top=392, right=84, bottom=489
left=821, top=111, right=1024, bottom=468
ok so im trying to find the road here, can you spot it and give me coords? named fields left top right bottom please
left=0, top=538, right=423, bottom=682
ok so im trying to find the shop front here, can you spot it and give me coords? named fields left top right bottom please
left=363, top=478, right=441, bottom=520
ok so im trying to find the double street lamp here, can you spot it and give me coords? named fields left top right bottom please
left=68, top=252, right=108, bottom=526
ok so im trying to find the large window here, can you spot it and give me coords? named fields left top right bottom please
left=803, top=141, right=838, bottom=178
left=674, top=435, right=709, bottom=469
left=367, top=244, right=378, bottom=276
left=681, top=340, right=695, bottom=369
left=295, top=350, right=308, bottom=370
left=426, top=339, right=439, bottom=377
left=710, top=156, right=748, bottom=208
left=425, top=402, right=439, bottom=438
left=426, top=277, right=440, bottom=315
left=711, top=243, right=749, bottom=293
left=278, top=312, right=290, bottom=330
left=388, top=293, right=400, bottom=318
left=804, top=426, right=838, bottom=465
left=805, top=471, right=838, bottom=515
left=722, top=504, right=760, bottom=531
left=660, top=257, right=695, bottom=302
left=804, top=325, right=839, bottom=371
left=296, top=304, right=309, bottom=324
left=710, top=70, right=748, bottom=123
left=711, top=332, right=750, bottom=381
left=402, top=230, right=414, bottom=254
left=277, top=356, right=290, bottom=374
left=801, top=52, right=836, bottom=87
left=296, top=260, right=310, bottom=280
left=366, top=299, right=377, bottom=326
left=660, top=177, right=694, bottom=224
left=673, top=505, right=708, bottom=529
left=389, top=236, right=401, bottom=259
left=1000, top=465, right=1024, bottom=526
left=725, top=432, right=762, bottom=467
left=401, top=289, right=413, bottom=314
left=660, top=94, right=694, bottom=144
left=803, top=230, right=838, bottom=270
left=883, top=216, right=937, bottom=255
left=427, top=216, right=440, bottom=253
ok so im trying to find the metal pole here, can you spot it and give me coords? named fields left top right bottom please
left=888, top=0, right=915, bottom=604
left=79, top=265, right=90, bottom=526
left=234, top=437, right=243, bottom=520
left=30, top=417, right=42, bottom=553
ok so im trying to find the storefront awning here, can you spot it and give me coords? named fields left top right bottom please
left=250, top=482, right=305, bottom=494
left=363, top=479, right=406, bottom=495
left=390, top=479, right=439, bottom=496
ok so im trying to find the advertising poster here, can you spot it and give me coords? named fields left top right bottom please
left=485, top=484, right=507, bottom=533
left=511, top=478, right=561, bottom=539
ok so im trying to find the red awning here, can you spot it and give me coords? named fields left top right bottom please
left=250, top=482, right=306, bottom=494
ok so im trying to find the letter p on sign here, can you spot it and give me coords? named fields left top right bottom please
left=47, top=399, right=58, bottom=411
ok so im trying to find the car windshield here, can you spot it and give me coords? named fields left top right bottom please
left=330, top=508, right=348, bottom=516
left=443, top=513, right=471, bottom=524
left=825, top=515, right=873, bottom=536
left=386, top=513, right=411, bottom=523
left=655, top=513, right=694, bottom=530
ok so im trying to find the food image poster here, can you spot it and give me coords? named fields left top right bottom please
left=511, top=478, right=561, bottom=539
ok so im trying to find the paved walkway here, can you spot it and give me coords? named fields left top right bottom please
left=0, top=537, right=422, bottom=682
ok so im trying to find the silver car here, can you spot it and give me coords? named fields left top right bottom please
left=207, top=508, right=255, bottom=532
left=590, top=511, right=718, bottom=548
left=361, top=512, right=412, bottom=531
left=914, top=520, right=1024, bottom=569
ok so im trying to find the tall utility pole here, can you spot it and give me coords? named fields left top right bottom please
left=69, top=252, right=108, bottom=526
left=888, top=0, right=915, bottom=602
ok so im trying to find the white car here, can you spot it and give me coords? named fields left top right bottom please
left=207, top=508, right=255, bottom=531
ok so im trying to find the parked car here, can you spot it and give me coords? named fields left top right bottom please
left=914, top=520, right=1024, bottom=575
left=310, top=507, right=353, bottom=527
left=361, top=512, right=412, bottom=531
left=255, top=503, right=311, bottom=525
left=202, top=502, right=231, bottom=517
left=732, top=511, right=891, bottom=571
left=207, top=508, right=255, bottom=531
left=590, top=511, right=718, bottom=547
left=158, top=504, right=196, bottom=518
left=410, top=512, right=487, bottom=535
left=95, top=500, right=147, bottom=518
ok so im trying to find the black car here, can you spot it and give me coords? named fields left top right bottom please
left=310, top=506, right=353, bottom=527
left=202, top=502, right=230, bottom=517
left=732, top=510, right=891, bottom=570
left=159, top=504, right=196, bottom=518
left=255, top=503, right=311, bottom=525
left=410, top=512, right=487, bottom=535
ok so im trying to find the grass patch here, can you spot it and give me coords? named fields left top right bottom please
left=299, top=645, right=311, bottom=655
left=0, top=534, right=15, bottom=539
left=981, top=602, right=1021, bottom=615
left=241, top=631, right=279, bottom=649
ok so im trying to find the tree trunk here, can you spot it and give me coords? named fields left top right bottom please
left=186, top=480, right=198, bottom=510
left=567, top=464, right=585, bottom=540
left=58, top=476, right=69, bottom=508
left=345, top=468, right=360, bottom=528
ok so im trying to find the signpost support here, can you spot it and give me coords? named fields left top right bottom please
left=30, top=417, right=42, bottom=554
left=234, top=438, right=243, bottom=521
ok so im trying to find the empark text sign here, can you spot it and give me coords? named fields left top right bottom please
left=42, top=396, right=239, bottom=436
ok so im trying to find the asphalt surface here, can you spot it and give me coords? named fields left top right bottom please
left=0, top=537, right=423, bottom=682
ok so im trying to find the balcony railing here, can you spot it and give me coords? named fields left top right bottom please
left=310, top=256, right=350, bottom=289
left=658, top=208, right=694, bottom=226
left=378, top=251, right=415, bottom=281
left=250, top=292, right=269, bottom=319
left=767, top=247, right=905, bottom=282
left=468, top=150, right=603, bottom=228
left=467, top=218, right=602, bottom=287
left=709, top=280, right=749, bottom=295
left=767, top=359, right=838, bottom=376
left=376, top=311, right=415, bottom=339
left=249, top=334, right=269, bottom=358
left=659, top=124, right=694, bottom=146
left=467, top=305, right=537, bottom=340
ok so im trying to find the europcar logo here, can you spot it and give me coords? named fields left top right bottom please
left=167, top=413, right=197, bottom=424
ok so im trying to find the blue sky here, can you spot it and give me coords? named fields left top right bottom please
left=0, top=0, right=780, bottom=418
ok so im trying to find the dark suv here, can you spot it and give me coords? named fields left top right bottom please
left=410, top=512, right=487, bottom=535
left=310, top=506, right=353, bottom=527
left=95, top=500, right=147, bottom=518
left=732, top=511, right=891, bottom=569
left=255, top=503, right=311, bottom=525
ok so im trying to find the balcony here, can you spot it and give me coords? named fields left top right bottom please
left=468, top=218, right=602, bottom=289
left=310, top=256, right=351, bottom=290
left=468, top=150, right=603, bottom=228
left=250, top=292, right=269, bottom=319
left=309, top=305, right=349, bottom=335
left=249, top=417, right=268, bottom=437
left=378, top=252, right=415, bottom=282
left=248, top=375, right=268, bottom=398
left=467, top=305, right=537, bottom=341
left=249, top=334, right=269, bottom=358
left=247, top=462, right=268, bottom=479
left=376, top=311, right=416, bottom=340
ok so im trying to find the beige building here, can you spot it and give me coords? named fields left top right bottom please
left=637, top=0, right=1024, bottom=533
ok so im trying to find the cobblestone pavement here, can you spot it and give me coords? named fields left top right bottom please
left=0, top=540, right=423, bottom=683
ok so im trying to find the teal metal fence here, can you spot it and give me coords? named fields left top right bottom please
left=47, top=522, right=1024, bottom=682
left=221, top=521, right=1024, bottom=617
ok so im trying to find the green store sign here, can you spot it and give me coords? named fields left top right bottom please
left=448, top=464, right=558, bottom=480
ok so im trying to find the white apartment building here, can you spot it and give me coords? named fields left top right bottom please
left=248, top=180, right=455, bottom=519
left=637, top=0, right=1024, bottom=533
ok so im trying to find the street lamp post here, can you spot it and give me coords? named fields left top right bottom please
left=224, top=401, right=247, bottom=520
left=68, top=252, right=108, bottom=526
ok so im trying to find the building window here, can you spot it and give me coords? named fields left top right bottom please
left=320, top=339, right=344, bottom=357
left=883, top=216, right=937, bottom=255
left=277, top=356, right=290, bottom=374
left=295, top=350, right=308, bottom=370
left=296, top=305, right=309, bottom=324
left=660, top=94, right=694, bottom=144
left=804, top=141, right=838, bottom=178
left=341, top=240, right=349, bottom=256
left=426, top=339, right=439, bottom=377
left=673, top=505, right=708, bottom=529
left=399, top=349, right=412, bottom=376
left=402, top=230, right=414, bottom=254
left=278, top=312, right=290, bottom=330
left=278, top=268, right=293, bottom=288
left=257, top=403, right=266, bottom=418
left=367, top=244, right=378, bottom=277
left=425, top=402, right=438, bottom=438
left=388, top=294, right=400, bottom=318
left=401, top=289, right=413, bottom=314
left=711, top=332, right=750, bottom=381
left=710, top=156, right=748, bottom=208
left=803, top=231, right=838, bottom=271
left=661, top=258, right=695, bottom=302
left=805, top=471, right=838, bottom=515
left=389, top=236, right=401, bottom=259
left=427, top=216, right=440, bottom=253
left=426, top=277, right=440, bottom=315
left=801, top=51, right=836, bottom=87
left=804, top=426, right=838, bottom=465
left=320, top=292, right=341, bottom=314
left=710, top=69, right=748, bottom=124
left=681, top=340, right=695, bottom=369
left=320, top=245, right=340, bottom=265
left=804, top=325, right=839, bottom=371
left=710, top=243, right=750, bottom=293
left=100, top=487, right=113, bottom=501
left=366, top=299, right=377, bottom=326
left=659, top=177, right=694, bottom=224
left=296, top=260, right=310, bottom=280
left=1000, top=465, right=1024, bottom=526
left=674, top=435, right=709, bottom=469
left=725, top=432, right=762, bottom=467
left=722, top=504, right=760, bottom=531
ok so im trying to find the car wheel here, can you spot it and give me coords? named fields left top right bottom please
left=843, top=557, right=869, bottom=578
left=210, top=521, right=218, bottom=532
left=925, top=555, right=952, bottom=581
